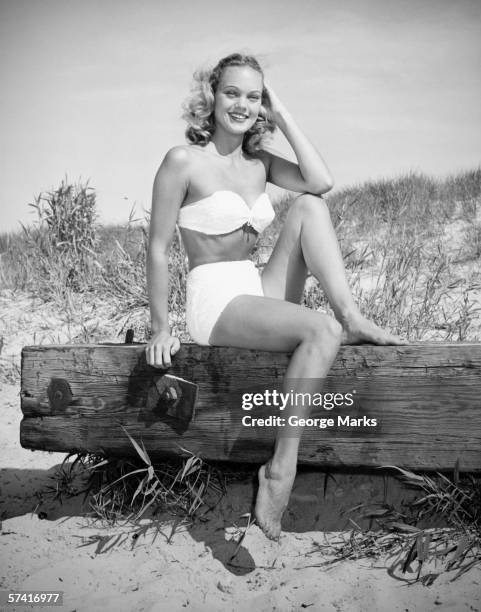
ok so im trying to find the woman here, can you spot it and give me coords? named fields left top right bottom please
left=146, top=53, right=403, bottom=541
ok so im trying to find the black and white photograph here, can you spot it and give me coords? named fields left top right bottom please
left=1, top=1, right=480, bottom=610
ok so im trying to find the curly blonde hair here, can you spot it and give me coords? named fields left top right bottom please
left=182, top=53, right=276, bottom=155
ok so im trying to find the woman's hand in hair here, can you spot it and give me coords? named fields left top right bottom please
left=263, top=82, right=291, bottom=124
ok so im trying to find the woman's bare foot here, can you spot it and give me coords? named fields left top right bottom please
left=340, top=312, right=407, bottom=345
left=254, top=461, right=296, bottom=541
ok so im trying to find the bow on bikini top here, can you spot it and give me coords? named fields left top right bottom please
left=177, top=190, right=275, bottom=235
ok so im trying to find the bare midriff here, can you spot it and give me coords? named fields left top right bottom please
left=179, top=225, right=259, bottom=271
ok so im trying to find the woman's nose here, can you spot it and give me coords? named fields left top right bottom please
left=234, top=96, right=248, bottom=110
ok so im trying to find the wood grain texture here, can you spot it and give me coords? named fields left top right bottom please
left=20, top=343, right=481, bottom=471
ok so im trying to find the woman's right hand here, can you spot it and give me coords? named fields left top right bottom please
left=145, top=330, right=181, bottom=368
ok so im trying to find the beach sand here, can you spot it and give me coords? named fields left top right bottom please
left=1, top=382, right=480, bottom=612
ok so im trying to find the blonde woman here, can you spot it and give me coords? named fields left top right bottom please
left=146, top=53, right=403, bottom=540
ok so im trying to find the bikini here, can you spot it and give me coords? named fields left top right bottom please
left=177, top=190, right=276, bottom=345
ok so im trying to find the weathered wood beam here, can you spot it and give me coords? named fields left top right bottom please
left=20, top=343, right=481, bottom=471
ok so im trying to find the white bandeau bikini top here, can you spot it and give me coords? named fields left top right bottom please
left=177, top=190, right=275, bottom=235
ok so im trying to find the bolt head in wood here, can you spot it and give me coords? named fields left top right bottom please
left=47, top=378, right=73, bottom=412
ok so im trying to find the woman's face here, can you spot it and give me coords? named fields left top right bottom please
left=213, top=65, right=263, bottom=135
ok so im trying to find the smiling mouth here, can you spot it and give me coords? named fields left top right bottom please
left=229, top=112, right=249, bottom=122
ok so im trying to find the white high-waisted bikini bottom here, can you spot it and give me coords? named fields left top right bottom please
left=186, top=260, right=264, bottom=346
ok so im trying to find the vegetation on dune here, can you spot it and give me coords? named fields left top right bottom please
left=1, top=179, right=98, bottom=299
left=4, top=168, right=479, bottom=343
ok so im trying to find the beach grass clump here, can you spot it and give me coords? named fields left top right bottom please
left=2, top=178, right=100, bottom=300
left=300, top=465, right=481, bottom=583
left=96, top=217, right=149, bottom=311
left=30, top=178, right=98, bottom=262
left=70, top=428, right=227, bottom=527
left=93, top=216, right=189, bottom=340
left=41, top=447, right=226, bottom=532
left=443, top=167, right=481, bottom=208
left=87, top=454, right=226, bottom=528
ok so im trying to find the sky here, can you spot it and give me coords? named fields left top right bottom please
left=1, top=0, right=480, bottom=231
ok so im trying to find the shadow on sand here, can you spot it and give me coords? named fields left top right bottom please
left=0, top=461, right=422, bottom=577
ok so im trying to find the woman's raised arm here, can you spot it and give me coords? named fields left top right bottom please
left=146, top=146, right=190, bottom=368
left=260, top=84, right=334, bottom=196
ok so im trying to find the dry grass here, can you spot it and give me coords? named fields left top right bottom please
left=302, top=168, right=481, bottom=340
left=85, top=428, right=226, bottom=527
left=305, top=526, right=480, bottom=585
left=310, top=465, right=481, bottom=584
left=1, top=178, right=99, bottom=300
left=40, top=438, right=227, bottom=533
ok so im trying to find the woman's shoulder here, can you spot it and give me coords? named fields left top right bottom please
left=157, top=146, right=198, bottom=182
left=162, top=144, right=212, bottom=168
left=162, top=144, right=194, bottom=166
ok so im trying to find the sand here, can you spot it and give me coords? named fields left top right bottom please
left=1, top=381, right=480, bottom=612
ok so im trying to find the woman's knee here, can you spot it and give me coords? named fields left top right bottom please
left=291, top=193, right=329, bottom=219
left=302, top=314, right=342, bottom=347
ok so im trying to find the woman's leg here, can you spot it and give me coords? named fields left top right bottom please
left=210, top=194, right=402, bottom=539
left=209, top=294, right=342, bottom=540
left=262, top=193, right=405, bottom=344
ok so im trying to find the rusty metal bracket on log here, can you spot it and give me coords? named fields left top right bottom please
left=146, top=374, right=198, bottom=423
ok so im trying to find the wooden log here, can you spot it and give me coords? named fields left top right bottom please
left=20, top=343, right=481, bottom=471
